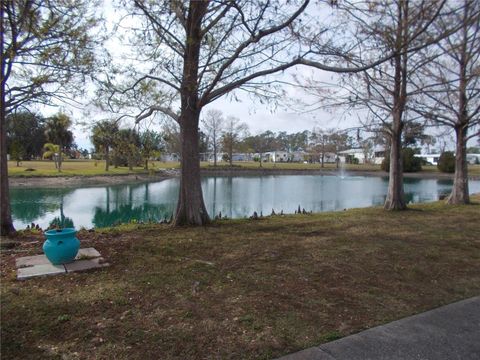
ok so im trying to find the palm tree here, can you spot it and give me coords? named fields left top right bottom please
left=44, top=113, right=74, bottom=172
left=91, top=120, right=119, bottom=171
left=42, top=143, right=61, bottom=169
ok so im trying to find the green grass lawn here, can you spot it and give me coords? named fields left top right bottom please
left=2, top=197, right=480, bottom=359
left=7, top=160, right=180, bottom=177
left=8, top=159, right=480, bottom=178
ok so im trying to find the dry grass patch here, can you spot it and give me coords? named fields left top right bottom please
left=1, top=197, right=480, bottom=359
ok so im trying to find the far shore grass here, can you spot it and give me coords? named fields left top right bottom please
left=1, top=196, right=480, bottom=359
left=8, top=159, right=480, bottom=177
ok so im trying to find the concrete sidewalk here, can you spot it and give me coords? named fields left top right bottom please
left=278, top=296, right=480, bottom=360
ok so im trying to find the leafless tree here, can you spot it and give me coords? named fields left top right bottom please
left=202, top=109, right=224, bottom=167
left=415, top=0, right=480, bottom=204
left=222, top=115, right=248, bottom=166
left=302, top=0, right=458, bottom=210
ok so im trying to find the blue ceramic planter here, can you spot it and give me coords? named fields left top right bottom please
left=43, top=228, right=80, bottom=265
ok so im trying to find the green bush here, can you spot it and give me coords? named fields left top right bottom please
left=437, top=151, right=455, bottom=173
left=381, top=148, right=422, bottom=172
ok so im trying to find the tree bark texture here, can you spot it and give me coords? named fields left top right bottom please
left=448, top=14, right=470, bottom=205
left=173, top=0, right=210, bottom=226
left=0, top=4, right=16, bottom=236
left=384, top=1, right=407, bottom=211
left=174, top=111, right=210, bottom=226
left=0, top=106, right=15, bottom=236
left=448, top=126, right=469, bottom=204
left=384, top=127, right=406, bottom=210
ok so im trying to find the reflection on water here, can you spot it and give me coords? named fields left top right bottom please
left=10, top=175, right=480, bottom=229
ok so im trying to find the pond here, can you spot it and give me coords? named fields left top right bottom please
left=10, top=174, right=480, bottom=230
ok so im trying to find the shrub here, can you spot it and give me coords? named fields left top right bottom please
left=437, top=151, right=455, bottom=173
left=381, top=147, right=422, bottom=172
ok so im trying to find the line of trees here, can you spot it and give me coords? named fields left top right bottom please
left=1, top=0, right=479, bottom=235
left=91, top=121, right=163, bottom=171
left=6, top=111, right=86, bottom=169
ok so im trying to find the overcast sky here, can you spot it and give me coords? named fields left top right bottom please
left=41, top=1, right=467, bottom=152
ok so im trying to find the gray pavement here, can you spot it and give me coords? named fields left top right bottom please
left=278, top=296, right=480, bottom=360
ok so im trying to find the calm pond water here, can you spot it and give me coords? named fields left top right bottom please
left=10, top=174, right=480, bottom=229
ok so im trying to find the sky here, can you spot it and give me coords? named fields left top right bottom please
left=52, top=0, right=362, bottom=150
left=38, top=0, right=470, bottom=152
left=61, top=71, right=347, bottom=150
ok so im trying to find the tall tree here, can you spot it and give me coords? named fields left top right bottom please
left=91, top=120, right=119, bottom=171
left=6, top=111, right=46, bottom=162
left=309, top=0, right=455, bottom=210
left=103, top=0, right=408, bottom=226
left=310, top=128, right=335, bottom=167
left=113, top=128, right=141, bottom=171
left=1, top=0, right=101, bottom=235
left=44, top=113, right=74, bottom=172
left=221, top=116, right=248, bottom=166
left=202, top=109, right=224, bottom=167
left=140, top=129, right=163, bottom=170
left=416, top=0, right=480, bottom=204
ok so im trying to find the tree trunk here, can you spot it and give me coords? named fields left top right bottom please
left=0, top=0, right=15, bottom=235
left=173, top=110, right=210, bottom=226
left=173, top=0, right=210, bottom=226
left=448, top=16, right=470, bottom=205
left=448, top=126, right=469, bottom=204
left=384, top=128, right=406, bottom=210
left=145, top=158, right=149, bottom=170
left=213, top=136, right=217, bottom=167
left=0, top=91, right=15, bottom=236
left=58, top=144, right=63, bottom=172
left=385, top=3, right=407, bottom=211
left=105, top=147, right=110, bottom=171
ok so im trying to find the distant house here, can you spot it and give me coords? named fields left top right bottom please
left=338, top=146, right=385, bottom=165
left=264, top=151, right=289, bottom=163
left=338, top=149, right=366, bottom=164
left=414, top=154, right=441, bottom=165
left=321, top=152, right=337, bottom=163
left=288, top=151, right=307, bottom=162
left=373, top=145, right=386, bottom=165
left=467, top=153, right=480, bottom=165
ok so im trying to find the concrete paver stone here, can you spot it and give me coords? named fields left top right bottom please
left=16, top=247, right=109, bottom=280
left=15, top=254, right=51, bottom=268
left=17, top=263, right=66, bottom=280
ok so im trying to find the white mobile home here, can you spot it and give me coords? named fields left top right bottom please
left=414, top=154, right=441, bottom=165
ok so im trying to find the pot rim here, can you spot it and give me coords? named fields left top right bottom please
left=45, top=227, right=77, bottom=236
